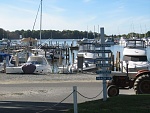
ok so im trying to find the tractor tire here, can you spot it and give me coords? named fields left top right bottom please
left=134, top=74, right=150, bottom=94
left=107, top=85, right=119, bottom=97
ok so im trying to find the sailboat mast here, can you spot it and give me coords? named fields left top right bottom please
left=40, top=0, right=42, bottom=45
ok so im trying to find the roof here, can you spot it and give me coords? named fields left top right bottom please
left=21, top=37, right=37, bottom=42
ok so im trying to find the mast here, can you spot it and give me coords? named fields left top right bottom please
left=94, top=25, right=95, bottom=39
left=87, top=25, right=88, bottom=39
left=40, top=0, right=42, bottom=45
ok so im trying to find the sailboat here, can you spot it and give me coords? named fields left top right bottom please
left=5, top=0, right=52, bottom=74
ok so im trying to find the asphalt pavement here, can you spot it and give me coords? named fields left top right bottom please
left=0, top=73, right=135, bottom=113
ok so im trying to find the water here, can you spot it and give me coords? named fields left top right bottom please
left=46, top=39, right=125, bottom=73
left=11, top=39, right=150, bottom=73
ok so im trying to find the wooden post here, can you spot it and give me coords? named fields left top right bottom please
left=108, top=52, right=114, bottom=71
left=116, top=51, right=121, bottom=71
left=116, top=54, right=118, bottom=71
left=15, top=53, right=19, bottom=67
left=3, top=59, right=6, bottom=73
left=117, top=51, right=121, bottom=71
left=67, top=47, right=70, bottom=61
left=72, top=52, right=75, bottom=64
left=45, top=49, right=46, bottom=57
left=112, top=55, right=114, bottom=71
left=66, top=48, right=68, bottom=64
left=59, top=49, right=62, bottom=65
left=25, top=52, right=29, bottom=62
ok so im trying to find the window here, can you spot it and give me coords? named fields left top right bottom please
left=123, top=55, right=147, bottom=61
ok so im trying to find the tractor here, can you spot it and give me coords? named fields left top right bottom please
left=107, top=69, right=150, bottom=97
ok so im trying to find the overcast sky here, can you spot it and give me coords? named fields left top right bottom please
left=0, top=0, right=150, bottom=35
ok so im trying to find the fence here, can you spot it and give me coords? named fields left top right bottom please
left=36, top=86, right=103, bottom=113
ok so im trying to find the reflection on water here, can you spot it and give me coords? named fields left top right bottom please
left=11, top=39, right=150, bottom=73
left=50, top=44, right=150, bottom=73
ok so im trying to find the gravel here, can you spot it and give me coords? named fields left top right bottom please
left=0, top=72, right=98, bottom=84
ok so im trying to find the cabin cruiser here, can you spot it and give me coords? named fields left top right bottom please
left=6, top=54, right=52, bottom=74
left=121, top=39, right=150, bottom=72
left=105, top=38, right=115, bottom=45
left=58, top=38, right=99, bottom=73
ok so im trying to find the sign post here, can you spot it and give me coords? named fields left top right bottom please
left=95, top=27, right=112, bottom=101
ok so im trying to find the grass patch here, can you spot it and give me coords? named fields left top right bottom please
left=67, top=95, right=150, bottom=113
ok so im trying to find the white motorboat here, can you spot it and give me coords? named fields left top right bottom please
left=59, top=38, right=99, bottom=73
left=105, top=38, right=115, bottom=45
left=77, top=38, right=99, bottom=60
left=121, top=39, right=150, bottom=72
left=6, top=54, right=52, bottom=74
left=119, top=37, right=126, bottom=45
left=31, top=48, right=52, bottom=60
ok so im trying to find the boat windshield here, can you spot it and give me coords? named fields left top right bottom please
left=123, top=55, right=147, bottom=61
left=79, top=43, right=95, bottom=52
left=126, top=40, right=146, bottom=48
left=27, top=57, right=47, bottom=65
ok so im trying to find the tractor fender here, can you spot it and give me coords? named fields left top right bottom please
left=135, top=70, right=150, bottom=80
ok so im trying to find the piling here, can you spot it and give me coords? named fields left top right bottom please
left=25, top=52, right=29, bottom=62
left=3, top=59, right=6, bottom=73
left=59, top=49, right=62, bottom=65
left=108, top=52, right=114, bottom=71
left=111, top=54, right=115, bottom=71
left=66, top=48, right=68, bottom=64
left=15, top=53, right=19, bottom=67
left=72, top=52, right=75, bottom=64
left=77, top=54, right=84, bottom=73
left=67, top=48, right=70, bottom=61
left=116, top=51, right=121, bottom=71
left=44, top=50, right=47, bottom=57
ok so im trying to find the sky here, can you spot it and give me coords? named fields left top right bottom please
left=0, top=0, right=150, bottom=35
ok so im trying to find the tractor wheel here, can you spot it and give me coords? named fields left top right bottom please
left=107, top=85, right=119, bottom=97
left=134, top=74, right=150, bottom=94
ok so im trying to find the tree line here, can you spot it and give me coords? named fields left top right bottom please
left=0, top=28, right=150, bottom=40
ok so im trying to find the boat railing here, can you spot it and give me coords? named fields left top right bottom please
left=78, top=50, right=97, bottom=53
left=37, top=38, right=52, bottom=49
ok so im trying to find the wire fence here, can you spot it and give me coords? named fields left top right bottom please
left=36, top=87, right=103, bottom=113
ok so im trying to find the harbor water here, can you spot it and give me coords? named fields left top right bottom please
left=11, top=39, right=150, bottom=73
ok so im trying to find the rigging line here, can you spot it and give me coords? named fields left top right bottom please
left=32, top=1, right=41, bottom=31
